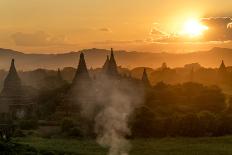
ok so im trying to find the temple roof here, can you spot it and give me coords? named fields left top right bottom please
left=219, top=60, right=226, bottom=70
left=161, top=62, right=168, bottom=69
left=2, top=59, right=22, bottom=94
left=106, top=48, right=118, bottom=76
left=218, top=60, right=227, bottom=74
left=142, top=68, right=150, bottom=86
left=73, top=52, right=90, bottom=83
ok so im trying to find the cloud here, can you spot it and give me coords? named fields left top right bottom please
left=149, top=17, right=232, bottom=43
left=11, top=31, right=68, bottom=46
left=99, top=28, right=112, bottom=32
left=150, top=28, right=166, bottom=36
left=201, top=17, right=232, bottom=41
left=150, top=23, right=168, bottom=36
left=93, top=39, right=144, bottom=45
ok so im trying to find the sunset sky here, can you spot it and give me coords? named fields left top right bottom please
left=0, top=0, right=232, bottom=53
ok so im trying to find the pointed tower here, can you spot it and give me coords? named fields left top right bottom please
left=106, top=48, right=118, bottom=76
left=161, top=62, right=168, bottom=70
left=219, top=60, right=226, bottom=73
left=2, top=59, right=22, bottom=94
left=73, top=52, right=90, bottom=83
left=0, top=59, right=36, bottom=119
left=142, top=68, right=150, bottom=86
left=218, top=60, right=228, bottom=84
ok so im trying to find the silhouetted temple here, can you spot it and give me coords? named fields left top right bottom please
left=73, top=52, right=91, bottom=84
left=61, top=52, right=93, bottom=116
left=218, top=60, right=229, bottom=84
left=105, top=48, right=118, bottom=76
left=219, top=60, right=226, bottom=73
left=142, top=69, right=150, bottom=86
left=0, top=48, right=148, bottom=120
left=0, top=59, right=35, bottom=120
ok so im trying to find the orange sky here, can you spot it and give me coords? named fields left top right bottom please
left=0, top=0, right=232, bottom=53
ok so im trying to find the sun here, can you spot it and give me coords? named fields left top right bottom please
left=180, top=19, right=208, bottom=37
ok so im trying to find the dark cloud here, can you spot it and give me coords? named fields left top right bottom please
left=99, top=28, right=112, bottom=32
left=11, top=31, right=67, bottom=46
left=201, top=17, right=232, bottom=41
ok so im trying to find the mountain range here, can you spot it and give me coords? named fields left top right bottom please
left=0, top=47, right=231, bottom=70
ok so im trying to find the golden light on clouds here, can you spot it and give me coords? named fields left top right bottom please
left=180, top=19, right=208, bottom=37
left=0, top=0, right=232, bottom=53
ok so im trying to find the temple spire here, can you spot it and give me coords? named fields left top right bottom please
left=3, top=59, right=22, bottom=93
left=73, top=52, right=90, bottom=82
left=219, top=60, right=226, bottom=69
left=106, top=48, right=118, bottom=76
left=219, top=60, right=226, bottom=73
left=142, top=68, right=150, bottom=86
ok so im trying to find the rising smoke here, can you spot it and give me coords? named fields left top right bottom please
left=76, top=75, right=144, bottom=155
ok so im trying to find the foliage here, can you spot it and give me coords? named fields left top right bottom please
left=61, top=118, right=75, bottom=132
left=19, top=120, right=38, bottom=130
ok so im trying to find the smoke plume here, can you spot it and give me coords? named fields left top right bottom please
left=77, top=75, right=144, bottom=155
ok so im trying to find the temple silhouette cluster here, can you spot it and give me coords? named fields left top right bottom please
left=0, top=47, right=228, bottom=122
left=0, top=48, right=149, bottom=120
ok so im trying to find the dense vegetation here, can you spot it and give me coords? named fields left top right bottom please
left=132, top=82, right=231, bottom=137
left=32, top=79, right=232, bottom=138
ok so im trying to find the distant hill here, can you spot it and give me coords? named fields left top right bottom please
left=0, top=47, right=231, bottom=70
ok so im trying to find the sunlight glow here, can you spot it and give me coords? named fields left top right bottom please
left=180, top=19, right=208, bottom=37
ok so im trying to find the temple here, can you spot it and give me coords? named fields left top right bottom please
left=142, top=68, right=150, bottom=86
left=0, top=59, right=36, bottom=120
left=104, top=48, right=118, bottom=76
left=61, top=52, right=93, bottom=116
left=73, top=52, right=90, bottom=84
left=219, top=60, right=226, bottom=73
left=0, top=48, right=145, bottom=120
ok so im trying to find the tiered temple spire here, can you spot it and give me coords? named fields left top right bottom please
left=2, top=59, right=22, bottom=94
left=142, top=68, right=150, bottom=86
left=219, top=60, right=226, bottom=75
left=73, top=52, right=90, bottom=83
left=219, top=60, right=226, bottom=71
left=105, top=48, right=118, bottom=76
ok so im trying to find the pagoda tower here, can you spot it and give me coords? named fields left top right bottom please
left=104, top=48, right=118, bottom=76
left=0, top=59, right=35, bottom=119
left=219, top=60, right=226, bottom=73
left=72, top=52, right=90, bottom=84
left=142, top=68, right=150, bottom=86
left=2, top=59, right=22, bottom=95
